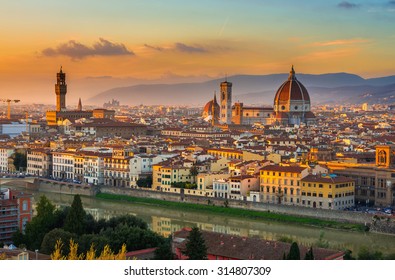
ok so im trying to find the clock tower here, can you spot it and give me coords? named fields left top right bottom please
left=55, top=66, right=67, bottom=112
left=220, top=80, right=232, bottom=124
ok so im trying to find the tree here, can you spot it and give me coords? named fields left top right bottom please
left=304, top=246, right=314, bottom=260
left=23, top=195, right=57, bottom=250
left=343, top=249, right=355, bottom=260
left=13, top=152, right=27, bottom=172
left=64, top=195, right=86, bottom=235
left=287, top=242, right=300, bottom=260
left=153, top=236, right=175, bottom=260
left=136, top=175, right=153, bottom=188
left=189, top=166, right=199, bottom=183
left=357, top=247, right=383, bottom=260
left=51, top=239, right=126, bottom=260
left=40, top=228, right=77, bottom=255
left=183, top=227, right=207, bottom=260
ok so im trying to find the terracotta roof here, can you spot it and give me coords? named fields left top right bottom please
left=173, top=229, right=344, bottom=260
left=260, top=165, right=307, bottom=173
left=301, top=174, right=354, bottom=184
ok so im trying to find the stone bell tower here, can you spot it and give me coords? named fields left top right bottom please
left=55, top=66, right=67, bottom=112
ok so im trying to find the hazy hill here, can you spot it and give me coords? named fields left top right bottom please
left=87, top=73, right=395, bottom=106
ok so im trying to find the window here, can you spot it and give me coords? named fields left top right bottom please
left=22, top=201, right=28, bottom=211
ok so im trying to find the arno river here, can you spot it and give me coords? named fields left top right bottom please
left=30, top=190, right=395, bottom=255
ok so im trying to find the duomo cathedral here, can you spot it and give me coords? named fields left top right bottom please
left=202, top=66, right=315, bottom=126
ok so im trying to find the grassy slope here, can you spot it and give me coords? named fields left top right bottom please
left=96, top=193, right=365, bottom=231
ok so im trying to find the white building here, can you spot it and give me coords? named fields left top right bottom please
left=130, top=154, right=166, bottom=187
left=0, top=146, right=14, bottom=172
left=83, top=153, right=106, bottom=185
left=213, top=179, right=229, bottom=199
left=52, top=151, right=75, bottom=180
left=26, top=149, right=51, bottom=177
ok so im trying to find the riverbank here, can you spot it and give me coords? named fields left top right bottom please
left=96, top=193, right=366, bottom=232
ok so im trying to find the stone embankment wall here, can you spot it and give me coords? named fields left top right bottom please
left=27, top=179, right=97, bottom=196
left=99, top=186, right=378, bottom=226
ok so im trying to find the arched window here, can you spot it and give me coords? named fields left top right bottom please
left=378, top=150, right=387, bottom=165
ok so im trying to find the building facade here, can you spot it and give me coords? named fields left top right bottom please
left=301, top=175, right=355, bottom=210
left=259, top=165, right=309, bottom=205
left=26, top=149, right=52, bottom=177
left=0, top=188, right=32, bottom=244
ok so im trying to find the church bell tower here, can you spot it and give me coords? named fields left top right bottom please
left=55, top=66, right=67, bottom=112
left=220, top=80, right=232, bottom=124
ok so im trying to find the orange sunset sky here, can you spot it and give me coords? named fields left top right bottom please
left=0, top=0, right=395, bottom=104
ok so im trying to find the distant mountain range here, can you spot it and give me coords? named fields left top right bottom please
left=86, top=73, right=395, bottom=106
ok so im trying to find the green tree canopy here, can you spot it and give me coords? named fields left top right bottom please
left=153, top=236, right=175, bottom=260
left=183, top=227, right=207, bottom=260
left=287, top=242, right=300, bottom=260
left=64, top=195, right=86, bottom=235
left=40, top=228, right=77, bottom=255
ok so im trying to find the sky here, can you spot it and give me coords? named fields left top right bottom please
left=0, top=0, right=395, bottom=104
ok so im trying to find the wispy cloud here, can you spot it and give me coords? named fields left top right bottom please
left=337, top=1, right=360, bottom=9
left=144, top=42, right=209, bottom=53
left=174, top=43, right=207, bottom=53
left=312, top=38, right=370, bottom=47
left=144, top=44, right=165, bottom=51
left=42, top=38, right=134, bottom=59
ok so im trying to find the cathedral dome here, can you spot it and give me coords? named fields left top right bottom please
left=274, top=66, right=310, bottom=112
left=202, top=95, right=220, bottom=119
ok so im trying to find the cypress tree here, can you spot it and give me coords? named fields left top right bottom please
left=183, top=227, right=207, bottom=260
left=287, top=242, right=300, bottom=260
left=64, top=195, right=86, bottom=235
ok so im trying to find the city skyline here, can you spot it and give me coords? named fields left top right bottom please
left=1, top=0, right=395, bottom=104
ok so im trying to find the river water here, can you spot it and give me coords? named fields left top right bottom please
left=30, top=190, right=395, bottom=255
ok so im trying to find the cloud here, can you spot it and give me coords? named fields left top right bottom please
left=144, top=42, right=209, bottom=53
left=174, top=43, right=208, bottom=53
left=312, top=38, right=370, bottom=47
left=42, top=38, right=134, bottom=59
left=337, top=1, right=360, bottom=9
left=144, top=44, right=165, bottom=51
left=389, top=1, right=395, bottom=5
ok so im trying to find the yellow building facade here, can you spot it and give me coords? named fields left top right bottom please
left=300, top=175, right=355, bottom=210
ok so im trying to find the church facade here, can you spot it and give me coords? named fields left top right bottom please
left=202, top=66, right=315, bottom=126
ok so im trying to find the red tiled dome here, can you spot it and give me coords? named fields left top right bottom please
left=274, top=66, right=310, bottom=104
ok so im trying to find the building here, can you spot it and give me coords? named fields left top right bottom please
left=0, top=146, right=14, bottom=172
left=232, top=103, right=273, bottom=125
left=259, top=165, right=309, bottom=205
left=202, top=92, right=220, bottom=125
left=213, top=178, right=229, bottom=199
left=26, top=149, right=52, bottom=177
left=46, top=67, right=115, bottom=126
left=172, top=228, right=345, bottom=260
left=300, top=174, right=355, bottom=210
left=130, top=154, right=166, bottom=187
left=0, top=120, right=28, bottom=138
left=103, top=147, right=133, bottom=187
left=325, top=145, right=395, bottom=207
left=196, top=172, right=230, bottom=196
left=52, top=151, right=76, bottom=180
left=220, top=81, right=232, bottom=124
left=0, top=188, right=33, bottom=244
left=228, top=175, right=260, bottom=200
left=272, top=66, right=315, bottom=125
left=203, top=66, right=315, bottom=126
left=70, top=118, right=147, bottom=138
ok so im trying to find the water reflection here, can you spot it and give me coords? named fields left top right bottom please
left=33, top=191, right=395, bottom=255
